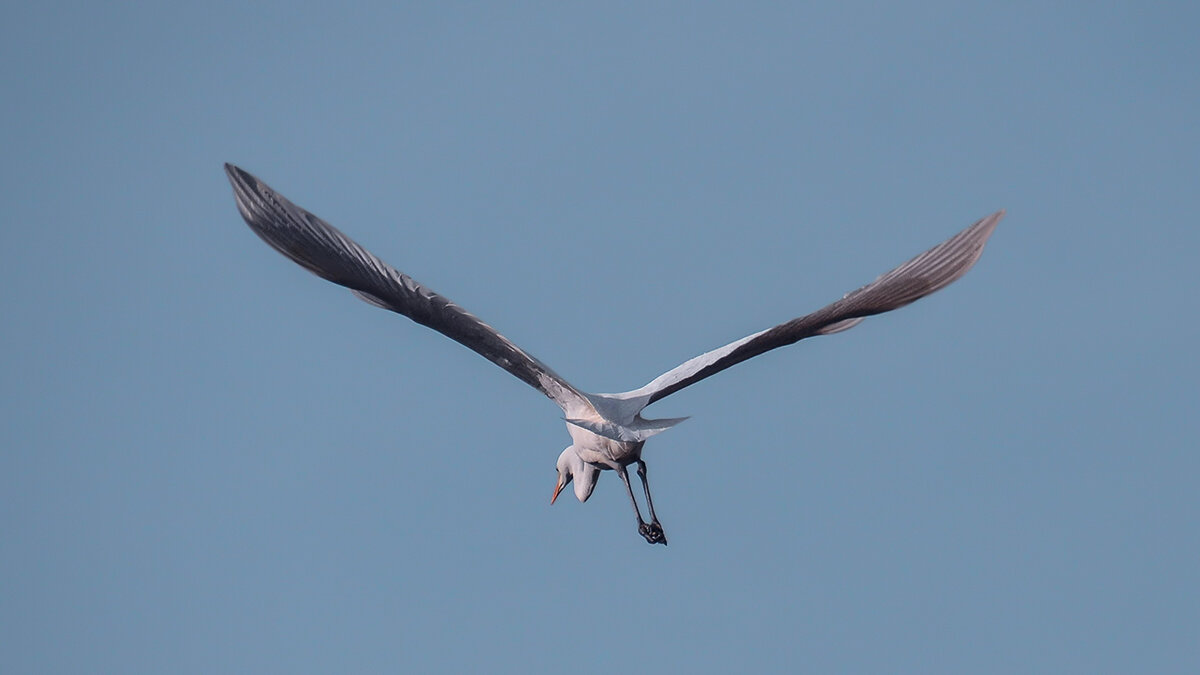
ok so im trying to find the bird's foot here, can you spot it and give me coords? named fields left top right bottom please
left=638, top=521, right=668, bottom=546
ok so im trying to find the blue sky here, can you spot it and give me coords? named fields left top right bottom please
left=2, top=2, right=1198, bottom=672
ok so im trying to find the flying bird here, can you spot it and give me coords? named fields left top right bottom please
left=224, top=164, right=1002, bottom=545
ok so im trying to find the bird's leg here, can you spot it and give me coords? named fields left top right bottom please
left=616, top=465, right=646, bottom=525
left=636, top=460, right=661, bottom=523
left=636, top=460, right=667, bottom=545
left=619, top=466, right=667, bottom=542
left=618, top=466, right=665, bottom=545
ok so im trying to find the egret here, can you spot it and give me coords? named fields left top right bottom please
left=225, top=163, right=1002, bottom=545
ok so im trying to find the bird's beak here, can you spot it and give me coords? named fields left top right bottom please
left=551, top=478, right=564, bottom=504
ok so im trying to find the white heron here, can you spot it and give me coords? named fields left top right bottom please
left=225, top=164, right=1002, bottom=545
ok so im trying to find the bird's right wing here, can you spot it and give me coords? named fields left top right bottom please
left=224, top=164, right=593, bottom=417
left=614, top=211, right=1003, bottom=408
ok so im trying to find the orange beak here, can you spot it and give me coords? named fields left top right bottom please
left=551, top=478, right=564, bottom=504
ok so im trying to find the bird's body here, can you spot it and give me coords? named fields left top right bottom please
left=224, top=163, right=1002, bottom=545
left=556, top=422, right=663, bottom=541
left=567, top=424, right=643, bottom=470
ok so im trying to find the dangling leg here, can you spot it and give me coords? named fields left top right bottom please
left=617, top=465, right=646, bottom=528
left=618, top=466, right=665, bottom=545
left=636, top=460, right=667, bottom=545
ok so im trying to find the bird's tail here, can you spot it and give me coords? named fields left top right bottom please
left=565, top=413, right=689, bottom=443
left=564, top=393, right=688, bottom=442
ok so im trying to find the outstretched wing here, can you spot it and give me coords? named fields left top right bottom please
left=224, top=163, right=593, bottom=416
left=616, top=211, right=1004, bottom=407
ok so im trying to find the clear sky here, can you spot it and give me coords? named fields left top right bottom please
left=3, top=2, right=1198, bottom=673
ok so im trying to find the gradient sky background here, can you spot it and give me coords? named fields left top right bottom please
left=3, top=2, right=1198, bottom=673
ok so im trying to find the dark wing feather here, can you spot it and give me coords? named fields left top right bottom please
left=224, top=164, right=591, bottom=415
left=631, top=211, right=1004, bottom=405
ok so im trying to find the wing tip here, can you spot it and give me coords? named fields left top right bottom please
left=223, top=162, right=250, bottom=185
left=954, top=208, right=1005, bottom=276
left=975, top=209, right=1005, bottom=240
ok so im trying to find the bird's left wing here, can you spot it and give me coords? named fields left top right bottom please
left=224, top=164, right=593, bottom=416
left=607, top=211, right=1003, bottom=409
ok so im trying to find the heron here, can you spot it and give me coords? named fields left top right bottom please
left=224, top=163, right=1002, bottom=545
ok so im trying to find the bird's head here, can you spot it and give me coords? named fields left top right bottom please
left=552, top=447, right=599, bottom=504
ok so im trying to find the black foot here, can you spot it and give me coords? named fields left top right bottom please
left=638, top=521, right=668, bottom=545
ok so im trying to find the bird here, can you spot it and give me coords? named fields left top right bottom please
left=224, top=163, right=1002, bottom=545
